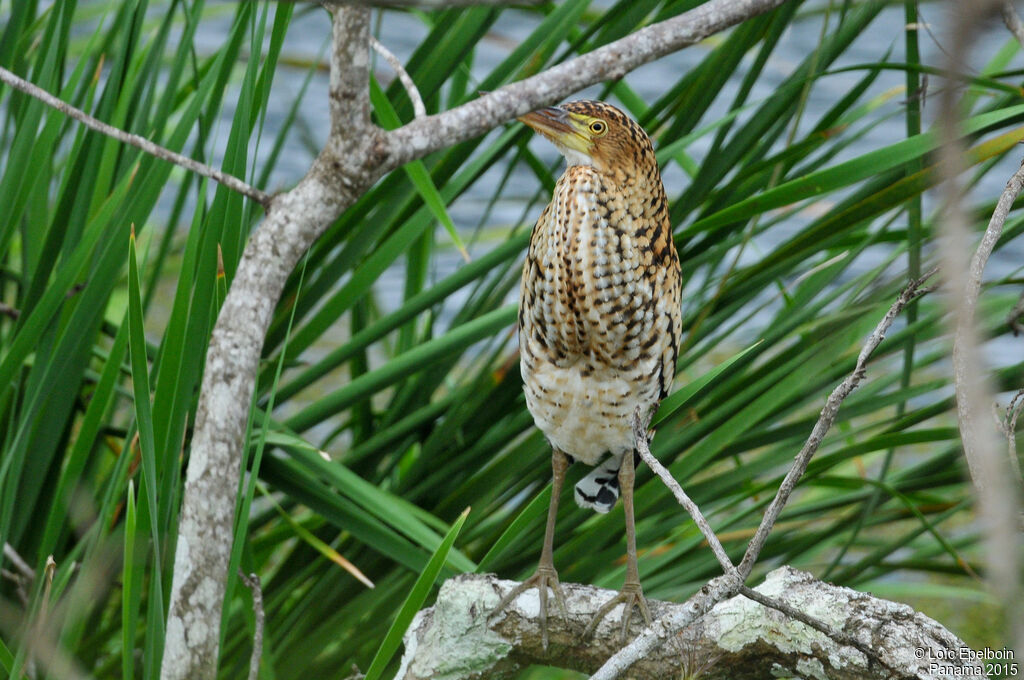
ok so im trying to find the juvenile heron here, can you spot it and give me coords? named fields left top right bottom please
left=493, top=100, right=682, bottom=647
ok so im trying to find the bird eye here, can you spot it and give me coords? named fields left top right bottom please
left=589, top=120, right=607, bottom=135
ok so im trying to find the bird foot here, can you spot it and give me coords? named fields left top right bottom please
left=583, top=580, right=652, bottom=644
left=489, top=564, right=569, bottom=650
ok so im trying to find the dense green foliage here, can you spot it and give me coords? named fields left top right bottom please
left=0, top=0, right=1021, bottom=678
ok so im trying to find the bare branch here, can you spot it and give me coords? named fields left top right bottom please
left=0, top=65, right=270, bottom=206
left=371, top=37, right=425, bottom=118
left=397, top=570, right=983, bottom=680
left=238, top=571, right=265, bottom=680
left=585, top=272, right=938, bottom=679
left=633, top=410, right=736, bottom=577
left=736, top=268, right=939, bottom=579
left=381, top=0, right=791, bottom=171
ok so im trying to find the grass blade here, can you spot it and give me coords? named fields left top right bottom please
left=363, top=507, right=470, bottom=680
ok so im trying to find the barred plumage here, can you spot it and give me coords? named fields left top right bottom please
left=492, top=100, right=682, bottom=646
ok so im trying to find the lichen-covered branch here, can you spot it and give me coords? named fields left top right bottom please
left=396, top=569, right=983, bottom=680
left=159, top=7, right=378, bottom=680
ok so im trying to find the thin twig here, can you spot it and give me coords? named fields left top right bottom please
left=1, top=543, right=34, bottom=607
left=997, top=388, right=1024, bottom=481
left=0, top=66, right=271, bottom=206
left=737, top=586, right=914, bottom=680
left=370, top=37, right=425, bottom=119
left=238, top=571, right=265, bottom=680
left=3, top=543, right=36, bottom=580
left=1001, top=0, right=1024, bottom=48
left=632, top=410, right=737, bottom=577
left=737, top=268, right=939, bottom=578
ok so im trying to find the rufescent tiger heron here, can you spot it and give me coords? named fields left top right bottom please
left=492, top=100, right=682, bottom=648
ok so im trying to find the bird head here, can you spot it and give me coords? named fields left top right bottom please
left=518, top=100, right=657, bottom=181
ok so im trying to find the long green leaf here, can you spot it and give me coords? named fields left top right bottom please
left=363, top=507, right=470, bottom=680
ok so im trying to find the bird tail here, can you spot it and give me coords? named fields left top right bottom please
left=574, top=455, right=623, bottom=513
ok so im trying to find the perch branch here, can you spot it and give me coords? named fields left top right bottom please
left=397, top=569, right=982, bottom=680
left=590, top=270, right=937, bottom=679
left=0, top=66, right=270, bottom=206
left=736, top=585, right=909, bottom=678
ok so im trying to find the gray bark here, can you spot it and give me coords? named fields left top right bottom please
left=398, top=568, right=986, bottom=680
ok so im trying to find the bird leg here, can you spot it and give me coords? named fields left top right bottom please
left=583, top=449, right=651, bottom=643
left=490, top=448, right=570, bottom=650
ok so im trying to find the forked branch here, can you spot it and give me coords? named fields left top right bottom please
left=590, top=269, right=939, bottom=679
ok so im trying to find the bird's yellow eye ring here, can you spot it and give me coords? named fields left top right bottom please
left=589, top=120, right=607, bottom=135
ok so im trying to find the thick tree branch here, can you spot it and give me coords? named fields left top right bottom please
left=736, top=586, right=909, bottom=679
left=159, top=7, right=378, bottom=680
left=0, top=65, right=270, bottom=206
left=396, top=569, right=984, bottom=680
left=380, top=0, right=790, bottom=171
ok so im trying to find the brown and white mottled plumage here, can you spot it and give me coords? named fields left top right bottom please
left=492, top=100, right=682, bottom=646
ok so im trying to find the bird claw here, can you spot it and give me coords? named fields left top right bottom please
left=489, top=564, right=569, bottom=651
left=583, top=580, right=652, bottom=644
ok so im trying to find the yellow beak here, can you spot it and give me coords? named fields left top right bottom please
left=518, top=106, right=591, bottom=156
